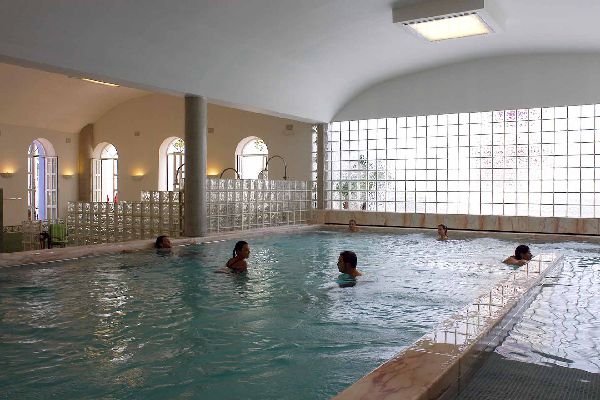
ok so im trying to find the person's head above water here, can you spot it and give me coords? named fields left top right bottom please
left=437, top=224, right=448, bottom=239
left=349, top=219, right=358, bottom=232
left=155, top=235, right=171, bottom=249
left=233, top=240, right=250, bottom=259
left=337, top=250, right=359, bottom=274
left=514, top=245, right=532, bottom=261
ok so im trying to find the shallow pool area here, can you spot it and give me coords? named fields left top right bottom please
left=0, top=229, right=596, bottom=399
left=456, top=240, right=600, bottom=399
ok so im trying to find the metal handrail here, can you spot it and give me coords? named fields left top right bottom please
left=259, top=155, right=288, bottom=180
left=219, top=167, right=241, bottom=179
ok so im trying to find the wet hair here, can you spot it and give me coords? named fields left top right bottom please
left=438, top=224, right=448, bottom=234
left=155, top=235, right=168, bottom=248
left=514, top=245, right=530, bottom=260
left=233, top=241, right=249, bottom=258
left=339, top=250, right=357, bottom=269
left=349, top=219, right=357, bottom=225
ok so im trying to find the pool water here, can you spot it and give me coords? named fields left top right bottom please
left=495, top=241, right=600, bottom=372
left=457, top=240, right=600, bottom=399
left=0, top=230, right=538, bottom=399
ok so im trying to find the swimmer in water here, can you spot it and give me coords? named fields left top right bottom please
left=225, top=241, right=250, bottom=273
left=155, top=235, right=172, bottom=249
left=336, top=250, right=362, bottom=288
left=503, top=245, right=533, bottom=266
left=349, top=219, right=359, bottom=232
left=437, top=224, right=448, bottom=240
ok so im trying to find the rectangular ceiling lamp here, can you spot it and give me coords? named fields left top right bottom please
left=393, top=0, right=502, bottom=42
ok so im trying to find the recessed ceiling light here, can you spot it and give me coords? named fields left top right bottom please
left=393, top=0, right=502, bottom=42
left=408, top=13, right=491, bottom=42
left=80, top=78, right=120, bottom=87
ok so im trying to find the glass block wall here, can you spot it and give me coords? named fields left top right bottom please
left=311, top=125, right=318, bottom=208
left=206, top=179, right=311, bottom=232
left=67, top=191, right=181, bottom=246
left=65, top=179, right=312, bottom=245
left=326, top=104, right=600, bottom=218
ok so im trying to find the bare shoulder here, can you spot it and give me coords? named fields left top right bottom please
left=503, top=256, right=516, bottom=265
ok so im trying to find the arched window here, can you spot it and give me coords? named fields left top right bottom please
left=27, top=139, right=58, bottom=220
left=235, top=137, right=268, bottom=179
left=92, top=143, right=118, bottom=202
left=158, top=137, right=185, bottom=191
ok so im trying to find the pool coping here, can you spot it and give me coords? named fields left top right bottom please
left=0, top=224, right=317, bottom=268
left=332, top=253, right=563, bottom=400
left=2, top=223, right=595, bottom=268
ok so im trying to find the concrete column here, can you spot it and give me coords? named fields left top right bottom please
left=316, top=124, right=327, bottom=209
left=78, top=124, right=94, bottom=201
left=184, top=95, right=208, bottom=237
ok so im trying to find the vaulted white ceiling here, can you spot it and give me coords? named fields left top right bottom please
left=1, top=0, right=600, bottom=123
left=0, top=62, right=147, bottom=133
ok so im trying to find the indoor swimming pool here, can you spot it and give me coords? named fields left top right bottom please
left=0, top=229, right=595, bottom=399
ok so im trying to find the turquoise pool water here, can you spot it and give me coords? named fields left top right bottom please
left=1, top=230, right=526, bottom=399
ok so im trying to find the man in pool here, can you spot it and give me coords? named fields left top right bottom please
left=349, top=219, right=359, bottom=232
left=336, top=250, right=362, bottom=288
left=503, top=245, right=533, bottom=266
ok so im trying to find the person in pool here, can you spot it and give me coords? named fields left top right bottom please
left=437, top=224, right=448, bottom=240
left=349, top=219, right=359, bottom=232
left=336, top=250, right=362, bottom=288
left=503, top=245, right=533, bottom=266
left=155, top=235, right=172, bottom=249
left=225, top=241, right=250, bottom=273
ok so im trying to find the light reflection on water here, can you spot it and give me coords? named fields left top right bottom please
left=2, top=230, right=593, bottom=399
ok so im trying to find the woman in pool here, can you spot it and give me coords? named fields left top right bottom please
left=437, top=224, right=448, bottom=240
left=349, top=219, right=359, bottom=232
left=503, top=245, right=533, bottom=266
left=225, top=240, right=250, bottom=273
left=336, top=250, right=362, bottom=288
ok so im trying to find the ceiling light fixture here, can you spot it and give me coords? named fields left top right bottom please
left=80, top=78, right=120, bottom=87
left=393, top=0, right=502, bottom=42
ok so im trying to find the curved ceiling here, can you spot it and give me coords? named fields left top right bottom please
left=0, top=62, right=147, bottom=133
left=1, top=0, right=600, bottom=123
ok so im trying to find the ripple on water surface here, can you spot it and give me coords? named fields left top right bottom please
left=0, top=230, right=562, bottom=399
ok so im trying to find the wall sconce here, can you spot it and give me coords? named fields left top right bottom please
left=131, top=174, right=144, bottom=181
left=0, top=171, right=14, bottom=178
left=61, top=174, right=74, bottom=179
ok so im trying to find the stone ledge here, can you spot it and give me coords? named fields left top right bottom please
left=333, top=253, right=563, bottom=400
left=312, top=210, right=600, bottom=236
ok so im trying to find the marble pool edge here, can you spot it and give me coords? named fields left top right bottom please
left=333, top=253, right=564, bottom=400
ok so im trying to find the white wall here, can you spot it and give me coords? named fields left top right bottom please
left=334, top=54, right=600, bottom=121
left=93, top=94, right=313, bottom=201
left=0, top=123, right=78, bottom=225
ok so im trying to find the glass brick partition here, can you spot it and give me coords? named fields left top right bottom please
left=205, top=179, right=311, bottom=233
left=66, top=179, right=311, bottom=246
left=326, top=104, right=600, bottom=218
left=67, top=191, right=181, bottom=246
